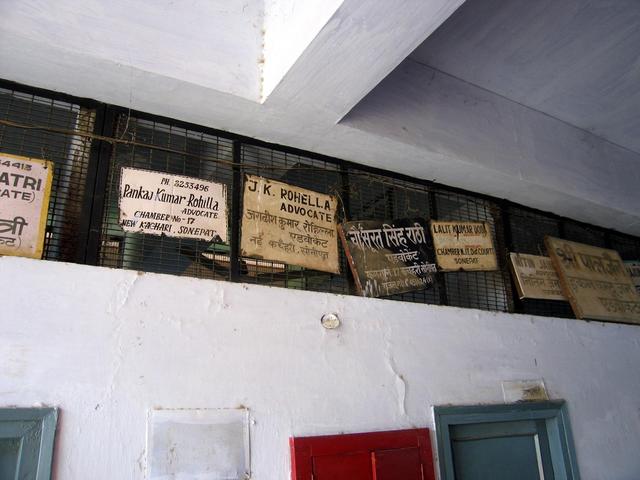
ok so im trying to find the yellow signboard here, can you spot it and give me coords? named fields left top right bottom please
left=545, top=236, right=640, bottom=324
left=240, top=175, right=339, bottom=273
left=508, top=252, right=566, bottom=301
left=430, top=220, right=498, bottom=271
left=0, top=153, right=53, bottom=259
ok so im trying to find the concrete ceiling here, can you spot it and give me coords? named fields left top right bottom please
left=1, top=0, right=639, bottom=235
left=409, top=0, right=640, bottom=154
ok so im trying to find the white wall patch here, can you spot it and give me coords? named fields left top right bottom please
left=147, top=408, right=250, bottom=480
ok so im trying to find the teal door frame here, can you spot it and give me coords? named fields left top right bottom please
left=0, top=408, right=58, bottom=480
left=434, top=401, right=580, bottom=480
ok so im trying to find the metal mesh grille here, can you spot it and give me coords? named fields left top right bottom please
left=239, top=144, right=349, bottom=294
left=563, top=221, right=607, bottom=247
left=507, top=206, right=574, bottom=318
left=609, top=232, right=640, bottom=261
left=0, top=87, right=95, bottom=261
left=98, top=114, right=234, bottom=279
left=4, top=83, right=640, bottom=321
left=347, top=168, right=441, bottom=305
left=434, top=190, right=511, bottom=311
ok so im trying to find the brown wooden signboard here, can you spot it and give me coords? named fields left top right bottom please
left=0, top=153, right=53, bottom=259
left=545, top=236, right=640, bottom=324
left=508, top=253, right=566, bottom=301
left=339, top=218, right=437, bottom=297
left=430, top=221, right=498, bottom=271
left=240, top=175, right=339, bottom=273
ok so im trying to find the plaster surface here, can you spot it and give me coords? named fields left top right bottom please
left=1, top=257, right=639, bottom=479
left=2, top=0, right=639, bottom=235
left=261, top=0, right=344, bottom=100
left=0, top=0, right=264, bottom=101
left=410, top=0, right=640, bottom=154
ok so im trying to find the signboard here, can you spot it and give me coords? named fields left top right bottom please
left=430, top=221, right=498, bottom=271
left=339, top=218, right=437, bottom=297
left=545, top=236, right=640, bottom=324
left=0, top=153, right=53, bottom=259
left=119, top=167, right=227, bottom=242
left=240, top=175, right=339, bottom=273
left=508, top=252, right=566, bottom=301
left=625, top=261, right=640, bottom=295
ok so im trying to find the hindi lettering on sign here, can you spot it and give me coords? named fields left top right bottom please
left=0, top=153, right=53, bottom=259
left=545, top=236, right=640, bottom=324
left=339, top=218, right=437, bottom=297
left=430, top=221, right=498, bottom=271
left=508, top=253, right=566, bottom=301
left=118, top=167, right=228, bottom=242
left=625, top=261, right=640, bottom=295
left=240, top=175, right=339, bottom=273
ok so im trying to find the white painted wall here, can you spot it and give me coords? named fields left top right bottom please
left=261, top=0, right=344, bottom=100
left=0, top=0, right=264, bottom=101
left=1, top=257, right=639, bottom=479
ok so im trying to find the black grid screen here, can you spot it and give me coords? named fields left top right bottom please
left=0, top=86, right=95, bottom=262
left=3, top=82, right=640, bottom=321
left=98, top=114, right=234, bottom=279
left=507, top=206, right=575, bottom=318
left=347, top=168, right=442, bottom=305
left=435, top=191, right=511, bottom=312
left=239, top=144, right=349, bottom=294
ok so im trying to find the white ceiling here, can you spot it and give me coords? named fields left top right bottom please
left=409, top=0, right=640, bottom=154
left=1, top=0, right=639, bottom=234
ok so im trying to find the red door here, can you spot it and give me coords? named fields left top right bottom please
left=290, top=428, right=435, bottom=480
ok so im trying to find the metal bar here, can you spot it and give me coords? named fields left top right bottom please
left=74, top=103, right=107, bottom=263
left=428, top=190, right=449, bottom=306
left=229, top=140, right=242, bottom=281
left=83, top=107, right=117, bottom=265
left=499, top=201, right=521, bottom=313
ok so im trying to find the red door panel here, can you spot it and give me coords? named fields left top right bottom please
left=313, top=452, right=372, bottom=480
left=290, top=428, right=435, bottom=480
left=373, top=447, right=422, bottom=480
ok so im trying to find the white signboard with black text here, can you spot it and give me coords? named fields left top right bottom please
left=119, top=167, right=228, bottom=242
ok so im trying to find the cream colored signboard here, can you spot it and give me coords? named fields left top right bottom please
left=509, top=252, right=566, bottom=301
left=119, top=167, right=227, bottom=242
left=430, top=221, right=498, bottom=271
left=0, top=153, right=53, bottom=259
left=626, top=261, right=640, bottom=295
left=545, top=236, right=640, bottom=324
left=240, top=175, right=339, bottom=273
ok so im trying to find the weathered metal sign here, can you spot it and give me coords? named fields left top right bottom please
left=625, top=261, right=640, bottom=295
left=508, top=252, right=566, bottom=301
left=118, top=167, right=228, bottom=242
left=339, top=218, right=437, bottom=297
left=430, top=220, right=498, bottom=271
left=545, top=236, right=640, bottom=324
left=240, top=175, right=339, bottom=273
left=0, top=153, right=53, bottom=259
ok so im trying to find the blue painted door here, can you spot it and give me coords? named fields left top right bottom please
left=0, top=409, right=57, bottom=480
left=450, top=420, right=554, bottom=480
